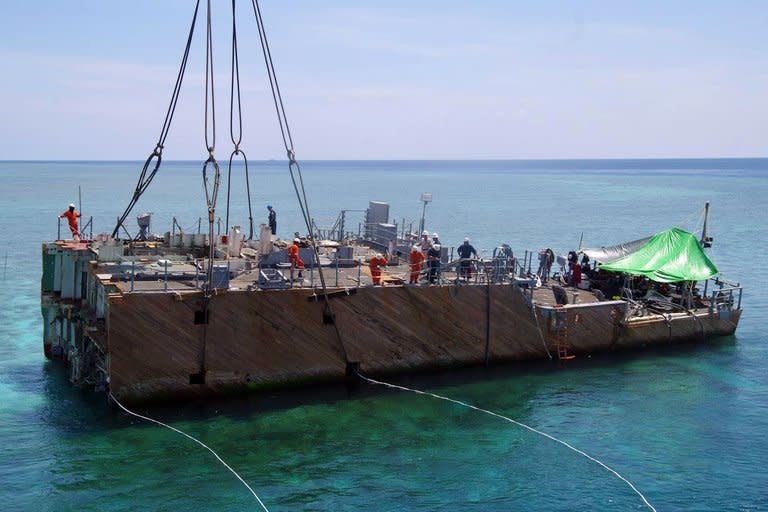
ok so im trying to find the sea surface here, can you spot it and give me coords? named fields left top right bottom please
left=0, top=159, right=766, bottom=511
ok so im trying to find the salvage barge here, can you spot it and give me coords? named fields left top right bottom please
left=40, top=210, right=742, bottom=404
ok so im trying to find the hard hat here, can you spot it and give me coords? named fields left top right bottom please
left=69, top=203, right=76, bottom=208
left=412, top=245, right=420, bottom=252
left=422, top=230, right=429, bottom=236
left=376, top=253, right=383, bottom=259
left=267, top=205, right=272, bottom=209
left=293, top=238, right=300, bottom=243
left=464, top=237, right=469, bottom=242
left=432, top=232, right=439, bottom=238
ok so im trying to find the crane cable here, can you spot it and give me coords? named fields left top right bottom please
left=224, top=0, right=255, bottom=240
left=112, top=0, right=201, bottom=238
left=198, top=0, right=221, bottom=379
left=251, top=0, right=350, bottom=364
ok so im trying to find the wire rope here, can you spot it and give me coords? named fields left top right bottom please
left=225, top=0, right=254, bottom=239
left=357, top=373, right=657, bottom=512
left=109, top=393, right=270, bottom=511
left=112, top=0, right=201, bottom=238
left=250, top=0, right=349, bottom=364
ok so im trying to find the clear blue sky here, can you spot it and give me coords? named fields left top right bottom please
left=1, top=1, right=766, bottom=160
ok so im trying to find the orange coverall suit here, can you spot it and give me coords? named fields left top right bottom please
left=409, top=250, right=425, bottom=283
left=288, top=244, right=305, bottom=274
left=369, top=256, right=388, bottom=285
left=60, top=209, right=81, bottom=238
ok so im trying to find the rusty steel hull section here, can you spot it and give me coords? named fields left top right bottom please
left=105, top=286, right=739, bottom=404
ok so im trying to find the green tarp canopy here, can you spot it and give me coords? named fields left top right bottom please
left=598, top=227, right=718, bottom=283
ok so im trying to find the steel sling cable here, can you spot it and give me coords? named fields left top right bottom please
left=112, top=0, right=201, bottom=238
left=250, top=0, right=350, bottom=364
left=198, top=0, right=221, bottom=380
left=225, top=0, right=255, bottom=239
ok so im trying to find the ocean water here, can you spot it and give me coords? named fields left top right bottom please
left=1, top=159, right=767, bottom=511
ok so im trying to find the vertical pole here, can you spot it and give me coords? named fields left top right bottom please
left=701, top=201, right=710, bottom=245
left=198, top=217, right=202, bottom=234
left=78, top=185, right=82, bottom=223
left=57, top=218, right=61, bottom=240
left=484, top=278, right=491, bottom=365
left=310, top=259, right=315, bottom=289
left=195, top=260, right=199, bottom=289
left=164, top=259, right=168, bottom=292
left=131, top=260, right=135, bottom=292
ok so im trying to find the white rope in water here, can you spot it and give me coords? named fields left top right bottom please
left=109, top=393, right=270, bottom=511
left=357, top=374, right=657, bottom=512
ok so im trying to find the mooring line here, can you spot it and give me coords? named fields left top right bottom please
left=357, top=373, right=657, bottom=512
left=109, top=393, right=270, bottom=511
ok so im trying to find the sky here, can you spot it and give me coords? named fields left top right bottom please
left=1, top=0, right=767, bottom=160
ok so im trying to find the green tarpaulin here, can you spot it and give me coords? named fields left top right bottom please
left=598, top=227, right=718, bottom=283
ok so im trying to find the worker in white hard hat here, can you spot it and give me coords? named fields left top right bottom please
left=427, top=236, right=442, bottom=284
left=59, top=202, right=81, bottom=241
left=369, top=252, right=388, bottom=286
left=409, top=244, right=425, bottom=284
left=457, top=237, right=478, bottom=279
left=419, top=230, right=432, bottom=254
left=288, top=238, right=304, bottom=280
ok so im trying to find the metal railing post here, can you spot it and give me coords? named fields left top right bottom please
left=335, top=255, right=339, bottom=287
left=357, top=257, right=362, bottom=288
left=164, top=260, right=168, bottom=292
left=195, top=260, right=199, bottom=289
left=57, top=217, right=61, bottom=240
left=131, top=260, right=135, bottom=292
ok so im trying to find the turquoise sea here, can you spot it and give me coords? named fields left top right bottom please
left=1, top=159, right=767, bottom=511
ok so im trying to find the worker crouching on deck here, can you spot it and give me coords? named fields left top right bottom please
left=59, top=203, right=81, bottom=241
left=288, top=238, right=304, bottom=280
left=369, top=253, right=388, bottom=286
left=409, top=245, right=425, bottom=284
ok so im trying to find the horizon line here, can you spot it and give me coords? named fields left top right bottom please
left=2, top=156, right=768, bottom=163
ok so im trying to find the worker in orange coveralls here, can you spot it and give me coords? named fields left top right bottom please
left=369, top=253, right=388, bottom=286
left=288, top=238, right=304, bottom=279
left=409, top=245, right=425, bottom=284
left=59, top=203, right=81, bottom=241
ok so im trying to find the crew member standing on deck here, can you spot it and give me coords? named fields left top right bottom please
left=288, top=238, right=304, bottom=280
left=419, top=230, right=432, bottom=255
left=427, top=234, right=442, bottom=283
left=457, top=237, right=478, bottom=279
left=409, top=245, right=425, bottom=284
left=369, top=253, right=388, bottom=286
left=267, top=205, right=277, bottom=236
left=59, top=203, right=81, bottom=241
